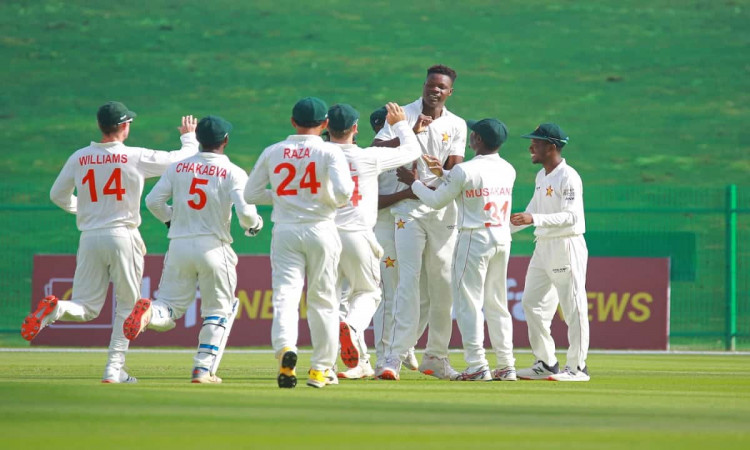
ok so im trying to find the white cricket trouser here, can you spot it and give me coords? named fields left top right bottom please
left=452, top=229, right=514, bottom=369
left=387, top=207, right=457, bottom=361
left=271, top=221, right=341, bottom=371
left=52, top=226, right=145, bottom=368
left=522, top=235, right=589, bottom=370
left=338, top=229, right=383, bottom=359
left=154, top=235, right=237, bottom=319
left=372, top=217, right=430, bottom=366
left=149, top=235, right=237, bottom=369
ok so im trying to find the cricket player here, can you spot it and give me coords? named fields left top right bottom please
left=510, top=123, right=590, bottom=382
left=123, top=116, right=263, bottom=383
left=327, top=102, right=421, bottom=379
left=369, top=106, right=387, bottom=134
left=21, top=101, right=198, bottom=383
left=367, top=105, right=425, bottom=374
left=374, top=65, right=466, bottom=381
left=244, top=97, right=354, bottom=389
left=398, top=119, right=518, bottom=381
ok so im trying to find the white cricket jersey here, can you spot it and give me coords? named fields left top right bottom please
left=335, top=121, right=421, bottom=231
left=244, top=134, right=354, bottom=224
left=412, top=153, right=516, bottom=242
left=374, top=97, right=466, bottom=218
left=49, top=133, right=199, bottom=231
left=145, top=152, right=261, bottom=243
left=519, top=158, right=586, bottom=238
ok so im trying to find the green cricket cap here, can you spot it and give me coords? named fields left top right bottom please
left=466, top=118, right=508, bottom=149
left=327, top=104, right=360, bottom=131
left=369, top=106, right=387, bottom=130
left=97, top=101, right=136, bottom=127
left=292, top=97, right=328, bottom=126
left=196, top=115, right=232, bottom=146
left=521, top=123, right=569, bottom=146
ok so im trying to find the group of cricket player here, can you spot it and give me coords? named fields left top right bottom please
left=22, top=64, right=591, bottom=387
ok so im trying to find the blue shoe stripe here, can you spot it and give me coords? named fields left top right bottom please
left=199, top=344, right=220, bottom=351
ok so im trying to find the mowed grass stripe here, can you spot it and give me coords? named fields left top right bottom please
left=1, top=353, right=748, bottom=449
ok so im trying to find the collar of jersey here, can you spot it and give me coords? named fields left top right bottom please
left=286, top=134, right=324, bottom=142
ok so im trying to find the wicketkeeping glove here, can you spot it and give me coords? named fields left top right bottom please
left=245, top=216, right=263, bottom=237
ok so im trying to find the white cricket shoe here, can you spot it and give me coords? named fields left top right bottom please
left=451, top=365, right=492, bottom=381
left=402, top=348, right=419, bottom=371
left=548, top=365, right=590, bottom=382
left=325, top=368, right=339, bottom=385
left=102, top=365, right=137, bottom=384
left=418, top=354, right=459, bottom=380
left=191, top=367, right=222, bottom=384
left=517, top=360, right=559, bottom=380
left=376, top=357, right=401, bottom=381
left=338, top=360, right=375, bottom=379
left=492, top=366, right=517, bottom=381
left=307, top=368, right=338, bottom=388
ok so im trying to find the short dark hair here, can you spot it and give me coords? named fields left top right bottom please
left=427, top=65, right=457, bottom=82
left=198, top=140, right=222, bottom=152
left=98, top=122, right=120, bottom=135
left=328, top=127, right=355, bottom=140
left=294, top=119, right=326, bottom=128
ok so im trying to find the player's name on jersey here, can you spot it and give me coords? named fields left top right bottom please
left=464, top=186, right=512, bottom=198
left=78, top=154, right=128, bottom=165
left=175, top=162, right=228, bottom=179
left=283, top=147, right=310, bottom=159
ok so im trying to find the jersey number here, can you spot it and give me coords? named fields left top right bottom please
left=350, top=175, right=362, bottom=206
left=484, top=201, right=509, bottom=227
left=187, top=178, right=209, bottom=210
left=274, top=162, right=321, bottom=196
left=81, top=168, right=126, bottom=202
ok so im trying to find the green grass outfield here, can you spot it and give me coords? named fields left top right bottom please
left=1, top=350, right=749, bottom=449
left=1, top=2, right=749, bottom=341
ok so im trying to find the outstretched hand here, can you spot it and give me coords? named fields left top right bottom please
left=385, top=102, right=406, bottom=125
left=422, top=154, right=443, bottom=177
left=510, top=213, right=533, bottom=226
left=179, top=115, right=198, bottom=134
left=413, top=114, right=433, bottom=133
left=396, top=161, right=418, bottom=186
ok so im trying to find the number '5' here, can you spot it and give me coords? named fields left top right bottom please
left=188, top=178, right=209, bottom=210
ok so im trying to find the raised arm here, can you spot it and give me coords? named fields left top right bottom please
left=138, top=116, right=199, bottom=178
left=375, top=102, right=422, bottom=172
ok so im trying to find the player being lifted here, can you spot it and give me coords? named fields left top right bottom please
left=374, top=65, right=466, bottom=381
left=371, top=104, right=428, bottom=375
left=122, top=116, right=263, bottom=383
left=398, top=119, right=518, bottom=381
left=327, top=103, right=420, bottom=379
left=244, top=97, right=354, bottom=389
left=21, top=102, right=198, bottom=383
